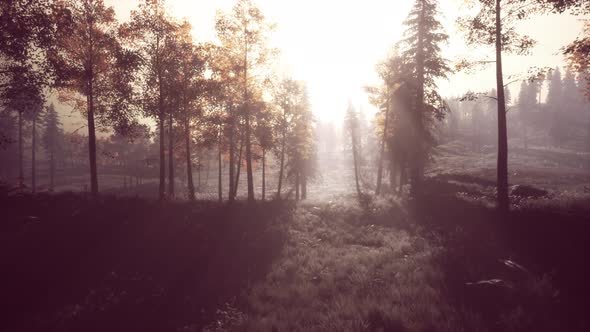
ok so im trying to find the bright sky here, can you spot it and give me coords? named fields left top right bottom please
left=105, top=0, right=587, bottom=123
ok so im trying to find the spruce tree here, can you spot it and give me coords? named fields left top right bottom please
left=399, top=0, right=449, bottom=196
left=546, top=67, right=563, bottom=110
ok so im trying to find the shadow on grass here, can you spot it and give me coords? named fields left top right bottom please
left=0, top=188, right=292, bottom=332
left=413, top=176, right=590, bottom=331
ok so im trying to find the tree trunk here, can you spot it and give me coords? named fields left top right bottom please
left=88, top=82, right=98, bottom=196
left=32, top=111, right=36, bottom=193
left=18, top=111, right=25, bottom=188
left=244, top=32, right=254, bottom=202
left=233, top=137, right=244, bottom=198
left=376, top=95, right=390, bottom=195
left=261, top=148, right=266, bottom=200
left=158, top=113, right=165, bottom=200
left=495, top=0, right=509, bottom=213
left=410, top=0, right=426, bottom=198
left=197, top=164, right=201, bottom=191
left=168, top=112, right=174, bottom=197
left=301, top=172, right=307, bottom=200
left=186, top=117, right=195, bottom=201
left=277, top=125, right=286, bottom=199
left=228, top=112, right=235, bottom=201
left=245, top=115, right=254, bottom=202
left=352, top=130, right=362, bottom=198
left=18, top=110, right=23, bottom=189
left=218, top=129, right=223, bottom=203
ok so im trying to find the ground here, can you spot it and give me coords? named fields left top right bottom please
left=1, top=141, right=590, bottom=332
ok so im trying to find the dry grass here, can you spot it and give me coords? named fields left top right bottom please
left=207, top=197, right=472, bottom=332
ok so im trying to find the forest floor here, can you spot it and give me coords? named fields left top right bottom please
left=2, top=142, right=590, bottom=332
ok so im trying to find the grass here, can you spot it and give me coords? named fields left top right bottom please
left=0, top=189, right=291, bottom=332
left=215, top=196, right=461, bottom=332
left=2, top=140, right=590, bottom=332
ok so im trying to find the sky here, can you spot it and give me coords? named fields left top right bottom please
left=103, top=0, right=587, bottom=124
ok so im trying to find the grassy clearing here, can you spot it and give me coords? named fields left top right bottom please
left=2, top=154, right=590, bottom=332
left=210, top=197, right=463, bottom=332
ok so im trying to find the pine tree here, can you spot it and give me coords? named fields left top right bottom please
left=517, top=80, right=537, bottom=149
left=399, top=0, right=450, bottom=196
left=546, top=67, right=563, bottom=108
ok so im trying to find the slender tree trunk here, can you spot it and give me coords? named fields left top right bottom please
left=31, top=112, right=36, bottom=193
left=158, top=113, right=165, bottom=200
left=376, top=95, right=390, bottom=195
left=18, top=110, right=23, bottom=189
left=205, top=152, right=211, bottom=186
left=245, top=112, right=254, bottom=202
left=495, top=0, right=509, bottom=213
left=228, top=112, right=235, bottom=201
left=186, top=117, right=195, bottom=201
left=277, top=124, right=286, bottom=199
left=88, top=82, right=98, bottom=196
left=197, top=160, right=201, bottom=190
left=244, top=32, right=254, bottom=202
left=411, top=0, right=426, bottom=198
left=301, top=172, right=307, bottom=200
left=233, top=137, right=244, bottom=198
left=352, top=129, right=362, bottom=198
left=218, top=129, right=223, bottom=203
left=261, top=148, right=266, bottom=200
left=168, top=112, right=174, bottom=197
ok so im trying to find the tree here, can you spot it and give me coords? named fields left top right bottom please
left=30, top=101, right=42, bottom=193
left=546, top=67, right=566, bottom=143
left=41, top=104, right=64, bottom=191
left=273, top=78, right=301, bottom=199
left=282, top=83, right=315, bottom=200
left=53, top=0, right=137, bottom=196
left=345, top=101, right=362, bottom=198
left=516, top=80, right=537, bottom=149
left=215, top=0, right=276, bottom=202
left=122, top=0, right=175, bottom=200
left=547, top=67, right=563, bottom=107
left=167, top=23, right=207, bottom=201
left=399, top=0, right=450, bottom=197
left=565, top=21, right=590, bottom=99
left=1, top=0, right=56, bottom=110
left=254, top=101, right=276, bottom=200
left=458, top=0, right=542, bottom=212
left=0, top=111, right=19, bottom=180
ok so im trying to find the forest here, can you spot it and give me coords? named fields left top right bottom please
left=1, top=0, right=590, bottom=331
